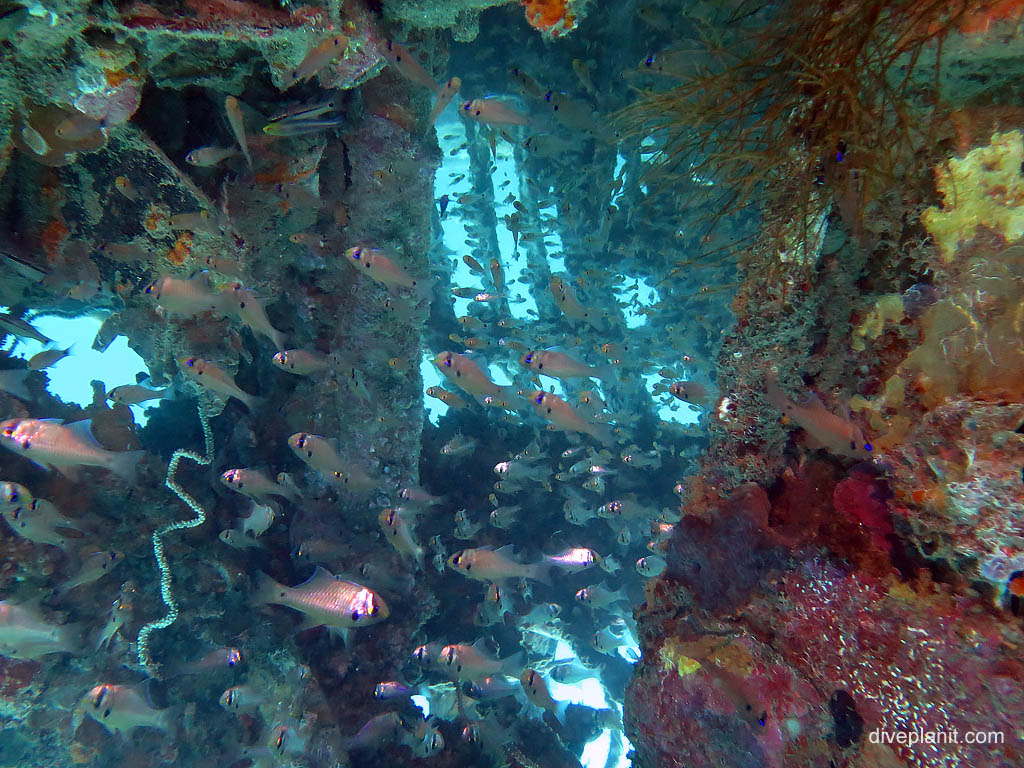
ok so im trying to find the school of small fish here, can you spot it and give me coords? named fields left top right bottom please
left=0, top=6, right=882, bottom=766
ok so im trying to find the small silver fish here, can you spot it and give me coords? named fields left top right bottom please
left=0, top=601, right=83, bottom=659
left=0, top=418, right=143, bottom=481
left=252, top=566, right=389, bottom=630
left=76, top=684, right=174, bottom=736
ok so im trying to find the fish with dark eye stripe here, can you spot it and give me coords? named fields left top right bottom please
left=178, top=357, right=261, bottom=411
left=0, top=418, right=144, bottom=481
left=521, top=668, right=568, bottom=724
left=75, top=684, right=174, bottom=735
left=343, top=246, right=434, bottom=299
left=287, top=432, right=377, bottom=493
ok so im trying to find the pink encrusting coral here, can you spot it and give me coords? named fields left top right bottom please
left=763, top=558, right=1021, bottom=767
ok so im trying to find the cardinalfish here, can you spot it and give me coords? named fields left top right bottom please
left=550, top=275, right=603, bottom=327
left=271, top=349, right=334, bottom=376
left=282, top=34, right=349, bottom=88
left=2, top=495, right=84, bottom=551
left=668, top=380, right=707, bottom=404
left=220, top=282, right=286, bottom=350
left=0, top=600, right=84, bottom=659
left=379, top=507, right=425, bottom=568
left=224, top=96, right=252, bottom=170
left=433, top=351, right=516, bottom=405
left=144, top=272, right=226, bottom=317
left=106, top=378, right=171, bottom=406
left=427, top=76, right=462, bottom=127
left=220, top=684, right=268, bottom=713
left=252, top=566, right=388, bottom=631
left=178, top=357, right=261, bottom=411
left=185, top=145, right=239, bottom=167
left=426, top=386, right=468, bottom=410
left=765, top=375, right=872, bottom=458
left=546, top=547, right=601, bottom=573
left=0, top=418, right=143, bottom=481
left=519, top=348, right=613, bottom=381
left=344, top=246, right=434, bottom=300
left=462, top=98, right=530, bottom=127
left=221, top=468, right=298, bottom=503
left=521, top=669, right=569, bottom=724
left=440, top=639, right=523, bottom=681
left=447, top=545, right=551, bottom=584
left=576, top=582, right=628, bottom=609
left=287, top=432, right=376, bottom=493
left=528, top=391, right=616, bottom=445
left=490, top=258, right=505, bottom=292
left=75, top=684, right=174, bottom=736
left=379, top=39, right=441, bottom=94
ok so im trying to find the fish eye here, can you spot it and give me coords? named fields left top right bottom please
left=371, top=603, right=380, bottom=615
left=351, top=247, right=361, bottom=259
left=186, top=357, right=196, bottom=367
left=645, top=55, right=654, bottom=67
left=351, top=609, right=361, bottom=621
left=452, top=554, right=461, bottom=565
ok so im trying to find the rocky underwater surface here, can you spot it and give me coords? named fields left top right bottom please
left=0, top=1, right=1022, bottom=768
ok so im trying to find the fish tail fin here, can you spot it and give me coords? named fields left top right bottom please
left=0, top=369, right=32, bottom=401
left=412, top=277, right=436, bottom=302
left=251, top=571, right=283, bottom=607
left=501, top=650, right=526, bottom=676
left=554, top=698, right=569, bottom=725
left=64, top=622, right=90, bottom=656
left=242, top=394, right=265, bottom=411
left=109, top=450, right=145, bottom=482
left=764, top=374, right=790, bottom=412
left=588, top=421, right=616, bottom=446
left=530, top=562, right=554, bottom=585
